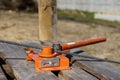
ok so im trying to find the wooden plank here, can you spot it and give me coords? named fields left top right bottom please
left=0, top=52, right=15, bottom=80
left=58, top=49, right=120, bottom=80
left=70, top=49, right=120, bottom=80
left=0, top=43, right=59, bottom=80
left=38, top=0, right=57, bottom=41
left=73, top=62, right=109, bottom=80
left=0, top=67, right=7, bottom=80
left=1, top=41, right=120, bottom=80
left=59, top=66, right=98, bottom=80
left=0, top=52, right=7, bottom=80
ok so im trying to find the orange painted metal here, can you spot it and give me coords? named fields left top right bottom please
left=38, top=46, right=60, bottom=58
left=34, top=54, right=70, bottom=72
left=26, top=46, right=70, bottom=72
left=62, top=37, right=106, bottom=50
left=26, top=37, right=106, bottom=72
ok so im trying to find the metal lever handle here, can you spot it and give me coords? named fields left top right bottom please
left=61, top=37, right=106, bottom=50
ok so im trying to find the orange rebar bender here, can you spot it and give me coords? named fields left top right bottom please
left=26, top=37, right=106, bottom=72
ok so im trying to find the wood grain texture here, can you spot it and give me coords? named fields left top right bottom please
left=0, top=67, right=7, bottom=80
left=59, top=66, right=98, bottom=80
left=0, top=42, right=120, bottom=80
left=0, top=52, right=7, bottom=80
left=70, top=49, right=120, bottom=80
left=0, top=43, right=59, bottom=80
left=38, top=0, right=57, bottom=41
left=0, top=52, right=15, bottom=79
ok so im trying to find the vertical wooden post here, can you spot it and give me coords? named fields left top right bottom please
left=38, top=0, right=57, bottom=41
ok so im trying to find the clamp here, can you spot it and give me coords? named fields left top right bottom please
left=26, top=37, right=106, bottom=72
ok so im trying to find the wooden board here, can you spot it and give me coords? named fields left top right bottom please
left=0, top=52, right=7, bottom=80
left=70, top=49, right=120, bottom=80
left=59, top=66, right=98, bottom=80
left=0, top=42, right=120, bottom=80
left=0, top=42, right=59, bottom=80
left=0, top=67, right=7, bottom=80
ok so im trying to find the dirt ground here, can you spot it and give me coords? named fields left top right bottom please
left=0, top=10, right=120, bottom=67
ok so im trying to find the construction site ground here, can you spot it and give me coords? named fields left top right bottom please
left=0, top=10, right=120, bottom=67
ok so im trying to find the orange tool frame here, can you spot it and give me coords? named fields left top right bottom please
left=26, top=37, right=106, bottom=72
